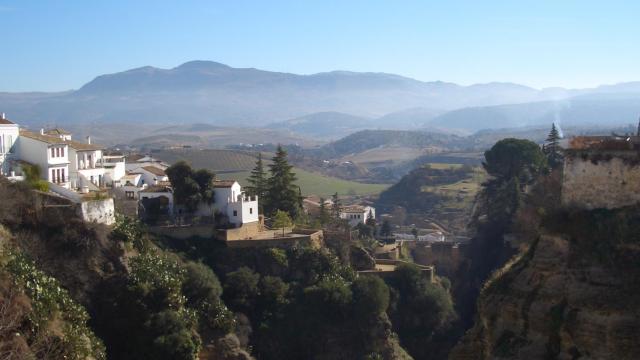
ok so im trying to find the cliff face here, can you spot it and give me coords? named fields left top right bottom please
left=450, top=227, right=640, bottom=359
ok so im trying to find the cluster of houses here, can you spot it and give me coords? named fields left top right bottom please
left=1, top=112, right=381, bottom=239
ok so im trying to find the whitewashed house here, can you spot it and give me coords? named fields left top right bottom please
left=126, top=155, right=169, bottom=172
left=340, top=205, right=376, bottom=227
left=67, top=137, right=106, bottom=190
left=102, top=153, right=127, bottom=187
left=0, top=113, right=19, bottom=176
left=213, top=180, right=259, bottom=227
left=15, top=129, right=71, bottom=188
left=131, top=166, right=169, bottom=186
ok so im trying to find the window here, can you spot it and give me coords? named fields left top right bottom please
left=56, top=169, right=61, bottom=183
left=51, top=169, right=55, bottom=182
left=249, top=208, right=253, bottom=214
left=60, top=147, right=64, bottom=157
left=61, top=169, right=65, bottom=182
left=7, top=135, right=11, bottom=153
left=233, top=210, right=238, bottom=217
left=51, top=148, right=55, bottom=158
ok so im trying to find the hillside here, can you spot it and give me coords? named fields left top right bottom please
left=266, top=112, right=373, bottom=140
left=450, top=206, right=640, bottom=359
left=427, top=93, right=640, bottom=134
left=6, top=61, right=637, bottom=131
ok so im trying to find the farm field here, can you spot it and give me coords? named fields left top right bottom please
left=151, top=149, right=262, bottom=172
left=217, top=168, right=389, bottom=197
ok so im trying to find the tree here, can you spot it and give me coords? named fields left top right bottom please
left=272, top=210, right=293, bottom=236
left=351, top=276, right=390, bottom=318
left=482, top=138, right=547, bottom=183
left=192, top=169, right=215, bottom=205
left=223, top=267, right=260, bottom=313
left=543, top=123, right=564, bottom=169
left=166, top=162, right=201, bottom=212
left=318, top=198, right=331, bottom=225
left=22, top=163, right=49, bottom=191
left=380, top=220, right=392, bottom=237
left=266, top=146, right=301, bottom=218
left=166, top=162, right=216, bottom=213
left=331, top=192, right=341, bottom=220
left=246, top=153, right=268, bottom=211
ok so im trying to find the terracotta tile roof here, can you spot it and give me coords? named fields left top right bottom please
left=0, top=117, right=15, bottom=125
left=213, top=180, right=238, bottom=188
left=20, top=129, right=67, bottom=144
left=340, top=205, right=371, bottom=213
left=66, top=139, right=103, bottom=151
left=20, top=129, right=103, bottom=150
left=44, top=128, right=71, bottom=136
left=141, top=166, right=166, bottom=176
left=140, top=185, right=172, bottom=193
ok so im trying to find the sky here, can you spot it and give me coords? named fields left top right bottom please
left=1, top=0, right=640, bottom=92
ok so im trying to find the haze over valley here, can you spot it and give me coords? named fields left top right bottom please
left=3, top=61, right=640, bottom=145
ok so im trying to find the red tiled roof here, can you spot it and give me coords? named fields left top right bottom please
left=213, top=180, right=237, bottom=188
left=0, top=118, right=15, bottom=125
left=141, top=166, right=166, bottom=176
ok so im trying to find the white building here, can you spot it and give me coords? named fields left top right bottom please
left=131, top=166, right=169, bottom=186
left=0, top=113, right=19, bottom=176
left=213, top=180, right=259, bottom=227
left=125, top=155, right=169, bottom=172
left=67, top=137, right=106, bottom=190
left=340, top=205, right=376, bottom=227
left=102, top=153, right=127, bottom=187
left=15, top=129, right=71, bottom=188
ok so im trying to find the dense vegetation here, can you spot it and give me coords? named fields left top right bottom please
left=376, top=164, right=474, bottom=213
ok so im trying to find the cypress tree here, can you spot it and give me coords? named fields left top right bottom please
left=331, top=192, right=341, bottom=220
left=318, top=197, right=330, bottom=225
left=544, top=123, right=563, bottom=169
left=266, top=146, right=300, bottom=218
left=246, top=153, right=268, bottom=211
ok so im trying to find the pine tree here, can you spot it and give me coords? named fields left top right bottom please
left=543, top=123, right=563, bottom=169
left=266, top=146, right=300, bottom=218
left=331, top=192, right=341, bottom=220
left=246, top=153, right=268, bottom=211
left=318, top=198, right=330, bottom=225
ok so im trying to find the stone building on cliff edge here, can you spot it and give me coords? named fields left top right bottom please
left=561, top=133, right=640, bottom=210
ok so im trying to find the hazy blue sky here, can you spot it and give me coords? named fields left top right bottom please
left=2, top=0, right=639, bottom=91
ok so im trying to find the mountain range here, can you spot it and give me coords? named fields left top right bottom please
left=2, top=60, right=640, bottom=138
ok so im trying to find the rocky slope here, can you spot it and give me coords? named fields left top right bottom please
left=450, top=208, right=640, bottom=360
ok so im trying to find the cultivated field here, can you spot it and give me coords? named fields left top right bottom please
left=217, top=168, right=389, bottom=197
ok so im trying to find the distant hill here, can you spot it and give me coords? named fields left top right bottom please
left=266, top=112, right=373, bottom=140
left=426, top=93, right=640, bottom=134
left=0, top=60, right=601, bottom=130
left=310, top=130, right=466, bottom=159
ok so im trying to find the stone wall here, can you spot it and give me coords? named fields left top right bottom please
left=79, top=198, right=115, bottom=225
left=411, top=241, right=467, bottom=278
left=562, top=150, right=640, bottom=210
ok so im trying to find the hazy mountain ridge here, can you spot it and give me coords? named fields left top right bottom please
left=2, top=60, right=640, bottom=134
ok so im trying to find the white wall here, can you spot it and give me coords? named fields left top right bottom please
left=80, top=199, right=115, bottom=225
left=340, top=206, right=376, bottom=227
left=15, top=136, right=70, bottom=188
left=0, top=123, right=19, bottom=175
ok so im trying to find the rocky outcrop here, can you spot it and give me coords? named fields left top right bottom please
left=450, top=231, right=640, bottom=360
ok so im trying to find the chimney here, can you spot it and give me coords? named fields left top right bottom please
left=1, top=113, right=5, bottom=120
left=86, top=136, right=91, bottom=144
left=40, top=128, right=45, bottom=135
